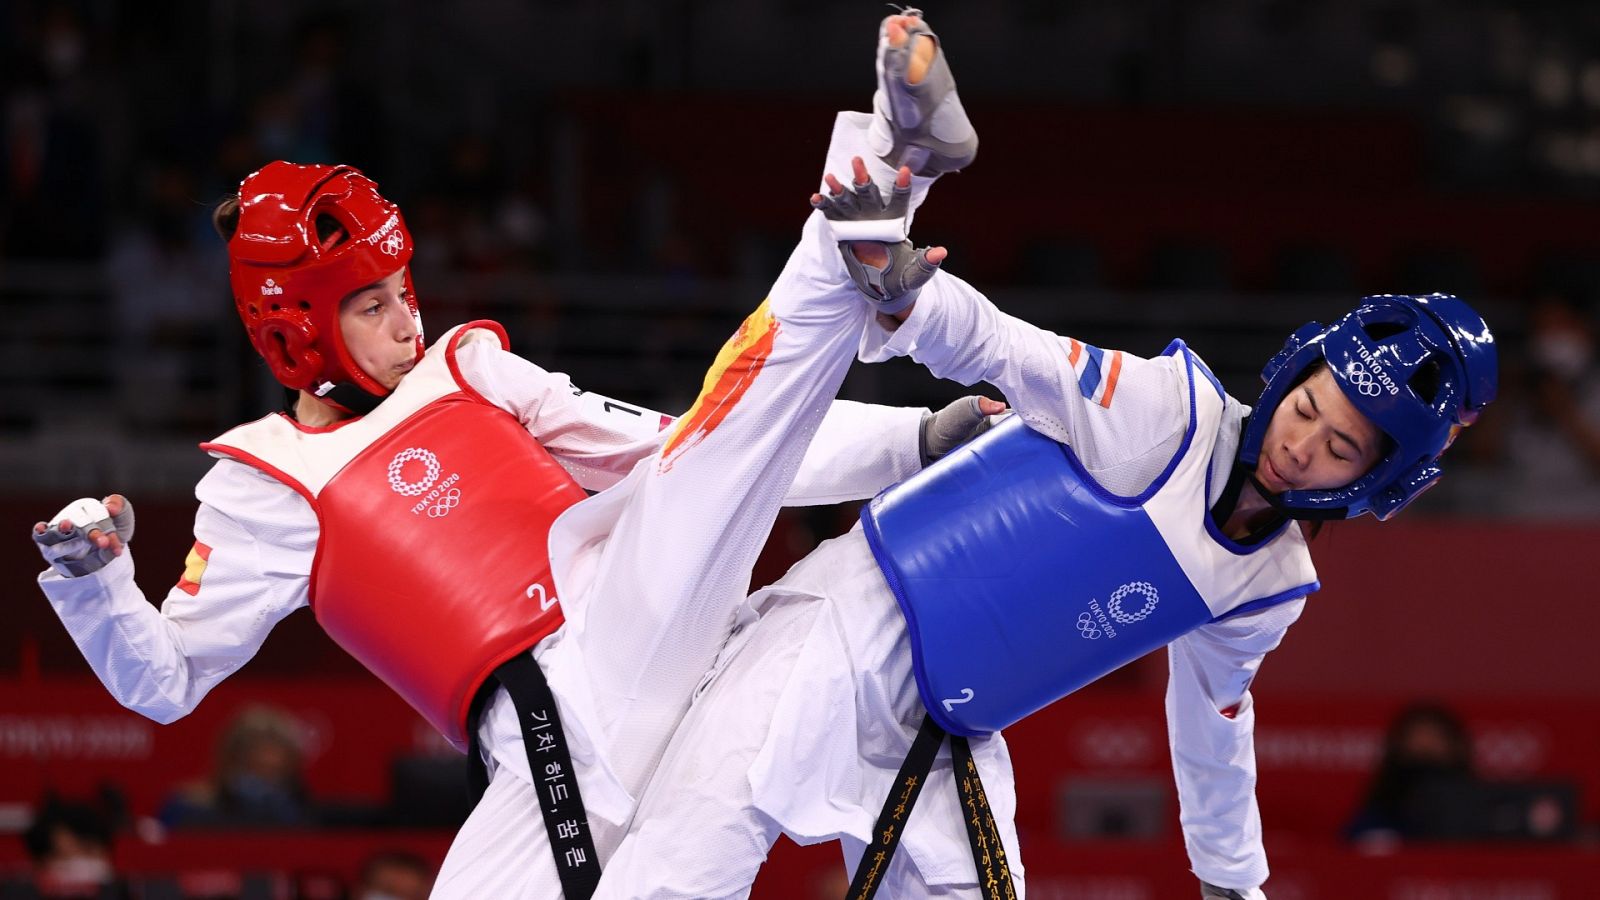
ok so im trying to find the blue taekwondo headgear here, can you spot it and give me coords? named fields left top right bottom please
left=1238, top=293, right=1497, bottom=521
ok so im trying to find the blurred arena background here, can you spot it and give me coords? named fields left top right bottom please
left=3, top=0, right=1599, bottom=896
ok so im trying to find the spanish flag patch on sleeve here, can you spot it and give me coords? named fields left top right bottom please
left=659, top=298, right=780, bottom=472
left=176, top=541, right=212, bottom=596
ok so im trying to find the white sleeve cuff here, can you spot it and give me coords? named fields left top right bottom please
left=858, top=293, right=933, bottom=363
left=824, top=217, right=908, bottom=243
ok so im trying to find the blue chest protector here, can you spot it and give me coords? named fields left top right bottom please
left=860, top=342, right=1319, bottom=736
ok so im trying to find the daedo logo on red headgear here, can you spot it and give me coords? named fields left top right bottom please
left=387, top=447, right=463, bottom=518
left=260, top=279, right=284, bottom=297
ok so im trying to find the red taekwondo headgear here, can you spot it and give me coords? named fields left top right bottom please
left=227, top=162, right=423, bottom=407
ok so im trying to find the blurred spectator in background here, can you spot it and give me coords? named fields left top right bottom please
left=108, top=160, right=230, bottom=431
left=22, top=794, right=124, bottom=898
left=1497, top=291, right=1600, bottom=518
left=1346, top=703, right=1477, bottom=843
left=1348, top=702, right=1581, bottom=845
left=159, top=705, right=315, bottom=829
left=1344, top=701, right=1478, bottom=839
left=1502, top=290, right=1600, bottom=518
left=353, top=850, right=434, bottom=900
left=0, top=2, right=107, bottom=262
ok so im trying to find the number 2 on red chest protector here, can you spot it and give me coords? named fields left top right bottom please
left=527, top=583, right=558, bottom=611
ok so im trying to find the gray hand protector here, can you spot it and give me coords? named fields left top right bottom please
left=811, top=164, right=940, bottom=313
left=1200, top=881, right=1259, bottom=900
left=815, top=167, right=912, bottom=225
left=841, top=240, right=941, bottom=315
left=35, top=497, right=135, bottom=578
left=919, top=396, right=1001, bottom=465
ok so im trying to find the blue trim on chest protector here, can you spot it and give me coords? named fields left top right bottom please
left=862, top=342, right=1224, bottom=737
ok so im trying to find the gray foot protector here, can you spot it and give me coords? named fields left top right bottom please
left=868, top=10, right=979, bottom=176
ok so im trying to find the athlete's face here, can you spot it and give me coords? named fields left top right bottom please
left=1256, top=367, right=1383, bottom=494
left=339, top=267, right=419, bottom=391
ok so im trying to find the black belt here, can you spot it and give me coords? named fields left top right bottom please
left=845, top=716, right=1017, bottom=900
left=467, top=653, right=601, bottom=899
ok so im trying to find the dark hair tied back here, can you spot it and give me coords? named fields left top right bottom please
left=212, top=196, right=242, bottom=241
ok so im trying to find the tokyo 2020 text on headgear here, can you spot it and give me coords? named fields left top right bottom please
left=1238, top=293, right=1498, bottom=521
left=227, top=162, right=422, bottom=411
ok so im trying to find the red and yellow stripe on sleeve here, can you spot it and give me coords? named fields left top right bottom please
left=659, top=299, right=780, bottom=471
left=176, top=541, right=212, bottom=596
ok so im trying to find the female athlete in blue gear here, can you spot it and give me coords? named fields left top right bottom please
left=597, top=11, right=1498, bottom=900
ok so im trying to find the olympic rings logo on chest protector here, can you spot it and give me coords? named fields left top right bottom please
left=1346, top=361, right=1384, bottom=397
left=1107, top=582, right=1160, bottom=625
left=1075, top=612, right=1103, bottom=640
left=387, top=448, right=441, bottom=496
left=387, top=447, right=466, bottom=518
left=426, top=487, right=462, bottom=518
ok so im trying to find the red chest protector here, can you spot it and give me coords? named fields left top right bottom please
left=204, top=322, right=587, bottom=750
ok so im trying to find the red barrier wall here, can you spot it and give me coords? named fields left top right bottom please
left=4, top=682, right=1593, bottom=849
left=6, top=504, right=1597, bottom=892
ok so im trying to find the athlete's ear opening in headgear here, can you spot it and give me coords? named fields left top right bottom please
left=1238, top=293, right=1498, bottom=521
left=222, top=161, right=423, bottom=415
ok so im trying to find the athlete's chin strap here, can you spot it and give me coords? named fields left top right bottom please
left=1211, top=455, right=1300, bottom=543
left=1248, top=472, right=1348, bottom=522
left=1229, top=418, right=1346, bottom=525
left=313, top=381, right=386, bottom=417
